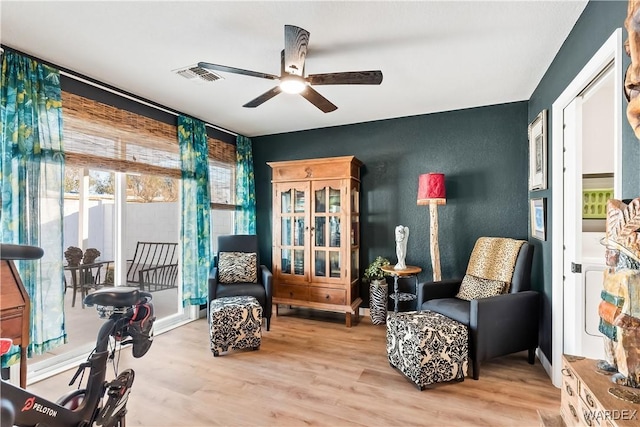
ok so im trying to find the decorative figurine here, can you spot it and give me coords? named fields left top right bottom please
left=625, top=0, right=640, bottom=141
left=394, top=225, right=409, bottom=270
left=597, top=197, right=640, bottom=392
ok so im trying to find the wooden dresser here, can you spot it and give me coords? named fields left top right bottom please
left=0, top=258, right=31, bottom=388
left=559, top=355, right=639, bottom=427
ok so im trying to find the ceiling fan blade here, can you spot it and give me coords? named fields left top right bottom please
left=197, top=62, right=278, bottom=80
left=284, top=25, right=309, bottom=77
left=307, top=71, right=383, bottom=86
left=243, top=86, right=282, bottom=108
left=280, top=50, right=285, bottom=75
left=300, top=86, right=337, bottom=113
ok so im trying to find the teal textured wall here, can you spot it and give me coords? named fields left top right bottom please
left=253, top=102, right=529, bottom=308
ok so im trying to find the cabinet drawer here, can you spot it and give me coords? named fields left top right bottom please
left=275, top=283, right=309, bottom=301
left=561, top=379, right=581, bottom=427
left=578, top=396, right=601, bottom=427
left=578, top=379, right=599, bottom=413
left=310, top=287, right=346, bottom=305
left=561, top=359, right=581, bottom=427
left=561, top=397, right=581, bottom=427
left=0, top=308, right=25, bottom=340
left=562, top=359, right=579, bottom=394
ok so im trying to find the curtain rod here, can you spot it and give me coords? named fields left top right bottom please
left=59, top=70, right=238, bottom=137
left=0, top=45, right=237, bottom=137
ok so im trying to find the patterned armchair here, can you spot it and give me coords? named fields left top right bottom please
left=207, top=235, right=273, bottom=331
left=417, top=237, right=538, bottom=379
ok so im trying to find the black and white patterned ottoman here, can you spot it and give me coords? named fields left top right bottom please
left=386, top=310, right=468, bottom=389
left=210, top=295, right=262, bottom=357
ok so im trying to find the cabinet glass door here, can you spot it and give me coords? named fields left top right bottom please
left=329, top=216, right=341, bottom=247
left=314, top=250, right=326, bottom=277
left=312, top=182, right=342, bottom=280
left=278, top=185, right=308, bottom=278
left=329, top=251, right=341, bottom=278
left=351, top=183, right=360, bottom=281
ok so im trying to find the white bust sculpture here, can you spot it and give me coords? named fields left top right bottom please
left=394, top=225, right=409, bottom=270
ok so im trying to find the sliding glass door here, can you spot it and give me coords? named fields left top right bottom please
left=124, top=173, right=181, bottom=321
left=29, top=167, right=184, bottom=373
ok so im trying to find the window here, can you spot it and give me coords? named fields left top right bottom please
left=29, top=89, right=236, bottom=371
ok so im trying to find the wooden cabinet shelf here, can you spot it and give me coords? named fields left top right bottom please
left=268, top=156, right=362, bottom=327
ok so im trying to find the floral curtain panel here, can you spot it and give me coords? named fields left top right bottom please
left=178, top=115, right=211, bottom=306
left=0, top=51, right=66, bottom=366
left=234, top=135, right=256, bottom=235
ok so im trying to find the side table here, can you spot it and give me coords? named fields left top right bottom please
left=381, top=265, right=422, bottom=312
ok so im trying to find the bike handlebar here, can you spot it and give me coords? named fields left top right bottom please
left=0, top=243, right=44, bottom=260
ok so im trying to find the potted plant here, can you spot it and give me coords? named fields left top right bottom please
left=364, top=256, right=390, bottom=325
left=364, top=256, right=390, bottom=284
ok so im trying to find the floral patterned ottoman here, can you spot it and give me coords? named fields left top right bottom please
left=386, top=310, right=468, bottom=389
left=210, top=296, right=262, bottom=356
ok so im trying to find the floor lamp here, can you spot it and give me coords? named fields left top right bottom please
left=417, top=173, right=446, bottom=281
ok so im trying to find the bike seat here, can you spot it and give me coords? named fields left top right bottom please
left=84, top=287, right=151, bottom=308
left=0, top=244, right=44, bottom=260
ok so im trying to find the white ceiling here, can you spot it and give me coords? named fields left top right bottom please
left=1, top=1, right=589, bottom=137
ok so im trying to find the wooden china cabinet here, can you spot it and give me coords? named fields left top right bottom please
left=268, top=156, right=363, bottom=327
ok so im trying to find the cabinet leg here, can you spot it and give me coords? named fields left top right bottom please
left=345, top=312, right=352, bottom=328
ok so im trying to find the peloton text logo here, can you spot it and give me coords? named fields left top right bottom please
left=22, top=396, right=58, bottom=417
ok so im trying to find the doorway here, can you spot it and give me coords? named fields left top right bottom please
left=550, top=28, right=623, bottom=387
left=562, top=65, right=615, bottom=361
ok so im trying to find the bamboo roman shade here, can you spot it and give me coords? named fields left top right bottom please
left=61, top=91, right=236, bottom=205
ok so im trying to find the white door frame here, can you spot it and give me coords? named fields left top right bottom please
left=549, top=28, right=622, bottom=387
left=561, top=95, right=583, bottom=356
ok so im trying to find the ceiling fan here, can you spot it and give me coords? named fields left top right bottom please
left=198, top=25, right=383, bottom=113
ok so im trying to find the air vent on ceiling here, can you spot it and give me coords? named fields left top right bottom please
left=173, top=65, right=223, bottom=83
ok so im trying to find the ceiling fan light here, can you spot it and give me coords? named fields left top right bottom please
left=280, top=76, right=306, bottom=94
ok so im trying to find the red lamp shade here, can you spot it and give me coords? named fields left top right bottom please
left=417, top=173, right=446, bottom=205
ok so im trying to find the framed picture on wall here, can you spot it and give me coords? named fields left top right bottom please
left=530, top=197, right=547, bottom=241
left=528, top=109, right=548, bottom=191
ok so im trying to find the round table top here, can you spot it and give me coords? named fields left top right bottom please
left=381, top=264, right=422, bottom=276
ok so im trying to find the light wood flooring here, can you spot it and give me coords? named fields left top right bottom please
left=28, top=308, right=560, bottom=426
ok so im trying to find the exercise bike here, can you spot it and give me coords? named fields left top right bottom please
left=1, top=244, right=155, bottom=427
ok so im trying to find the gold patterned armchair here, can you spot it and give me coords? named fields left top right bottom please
left=417, top=237, right=538, bottom=379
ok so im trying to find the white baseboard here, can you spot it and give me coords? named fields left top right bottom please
left=536, top=347, right=557, bottom=388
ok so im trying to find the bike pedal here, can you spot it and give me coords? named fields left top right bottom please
left=95, top=369, right=135, bottom=427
